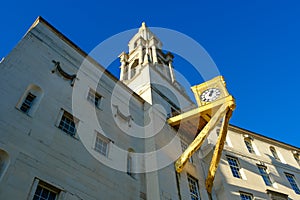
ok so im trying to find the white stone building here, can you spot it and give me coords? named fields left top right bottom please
left=0, top=17, right=299, bottom=200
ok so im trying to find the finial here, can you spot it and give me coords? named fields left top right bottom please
left=141, top=22, right=146, bottom=29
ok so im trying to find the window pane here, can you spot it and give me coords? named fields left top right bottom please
left=244, top=140, right=254, bottom=154
left=240, top=193, right=252, bottom=200
left=33, top=184, right=58, bottom=200
left=58, top=111, right=77, bottom=136
left=20, top=92, right=36, bottom=113
left=87, top=89, right=101, bottom=108
left=187, top=175, right=200, bottom=200
left=48, top=193, right=56, bottom=200
left=41, top=188, right=49, bottom=198
left=95, top=133, right=109, bottom=156
left=270, top=147, right=280, bottom=161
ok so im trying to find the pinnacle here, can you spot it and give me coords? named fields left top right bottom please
left=141, top=22, right=147, bottom=29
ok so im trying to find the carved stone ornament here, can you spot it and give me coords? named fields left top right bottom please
left=112, top=104, right=133, bottom=127
left=51, top=60, right=77, bottom=86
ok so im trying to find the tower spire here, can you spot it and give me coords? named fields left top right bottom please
left=119, top=22, right=175, bottom=83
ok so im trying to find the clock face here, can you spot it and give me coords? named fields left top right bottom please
left=200, top=88, right=221, bottom=102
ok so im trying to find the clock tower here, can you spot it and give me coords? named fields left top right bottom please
left=118, top=23, right=196, bottom=200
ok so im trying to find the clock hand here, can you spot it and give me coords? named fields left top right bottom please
left=209, top=90, right=214, bottom=97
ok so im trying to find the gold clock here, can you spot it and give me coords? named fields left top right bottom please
left=200, top=88, right=221, bottom=102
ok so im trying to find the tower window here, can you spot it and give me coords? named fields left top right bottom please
left=187, top=174, right=200, bottom=200
left=285, top=173, right=300, bottom=194
left=257, top=165, right=272, bottom=186
left=58, top=110, right=78, bottom=137
left=87, top=88, right=102, bottom=108
left=227, top=156, right=241, bottom=178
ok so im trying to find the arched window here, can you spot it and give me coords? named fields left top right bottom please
left=16, top=84, right=43, bottom=116
left=127, top=148, right=135, bottom=177
left=0, top=149, right=9, bottom=180
left=270, top=146, right=280, bottom=161
left=130, top=59, right=139, bottom=78
left=244, top=139, right=255, bottom=154
left=293, top=151, right=300, bottom=165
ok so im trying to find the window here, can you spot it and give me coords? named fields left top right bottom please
left=293, top=152, right=300, bottom=165
left=20, top=92, right=36, bottom=113
left=17, top=84, right=43, bottom=116
left=169, top=107, right=180, bottom=118
left=94, top=132, right=109, bottom=157
left=0, top=149, right=9, bottom=180
left=257, top=165, right=272, bottom=186
left=267, top=189, right=289, bottom=200
left=216, top=128, right=228, bottom=146
left=187, top=174, right=200, bottom=200
left=30, top=179, right=60, bottom=200
left=58, top=110, right=78, bottom=137
left=240, top=192, right=253, bottom=200
left=244, top=139, right=255, bottom=154
left=285, top=173, right=300, bottom=194
left=127, top=152, right=133, bottom=176
left=227, top=156, right=241, bottom=178
left=270, top=147, right=280, bottom=161
left=181, top=140, right=193, bottom=163
left=127, top=148, right=135, bottom=177
left=87, top=88, right=102, bottom=108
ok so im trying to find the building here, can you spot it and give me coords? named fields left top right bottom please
left=0, top=16, right=299, bottom=200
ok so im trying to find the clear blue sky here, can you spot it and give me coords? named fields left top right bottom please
left=1, top=0, right=300, bottom=148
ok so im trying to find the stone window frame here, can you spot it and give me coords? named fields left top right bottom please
left=270, top=146, right=281, bottom=161
left=56, top=109, right=79, bottom=138
left=285, top=172, right=300, bottom=194
left=27, top=178, right=61, bottom=200
left=257, top=164, right=273, bottom=186
left=87, top=88, right=102, bottom=109
left=16, top=84, right=43, bottom=117
left=94, top=131, right=111, bottom=157
left=244, top=139, right=255, bottom=154
left=226, top=155, right=242, bottom=179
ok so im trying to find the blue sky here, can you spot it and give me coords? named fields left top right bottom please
left=1, top=0, right=300, bottom=148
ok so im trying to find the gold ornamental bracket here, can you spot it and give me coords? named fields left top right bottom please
left=167, top=76, right=236, bottom=195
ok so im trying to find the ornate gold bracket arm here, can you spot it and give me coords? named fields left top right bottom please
left=205, top=101, right=235, bottom=194
left=175, top=100, right=234, bottom=173
left=52, top=60, right=77, bottom=86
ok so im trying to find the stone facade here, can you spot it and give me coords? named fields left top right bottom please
left=0, top=17, right=299, bottom=200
